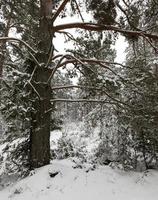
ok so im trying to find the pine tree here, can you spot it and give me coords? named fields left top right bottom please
left=0, top=0, right=158, bottom=170
left=117, top=0, right=158, bottom=170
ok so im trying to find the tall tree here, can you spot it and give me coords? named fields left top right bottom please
left=0, top=0, right=158, bottom=169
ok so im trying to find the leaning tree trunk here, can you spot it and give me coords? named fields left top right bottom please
left=29, top=0, right=53, bottom=169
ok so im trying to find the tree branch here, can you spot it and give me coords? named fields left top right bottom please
left=52, top=85, right=100, bottom=90
left=116, top=2, right=141, bottom=31
left=48, top=54, right=97, bottom=82
left=51, top=98, right=115, bottom=104
left=56, top=57, right=144, bottom=95
left=51, top=84, right=130, bottom=107
left=0, top=37, right=37, bottom=54
left=53, top=22, right=158, bottom=40
left=52, top=0, right=70, bottom=23
left=0, top=37, right=40, bottom=67
left=74, top=0, right=84, bottom=22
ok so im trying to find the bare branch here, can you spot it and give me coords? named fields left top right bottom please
left=27, top=81, right=41, bottom=100
left=29, top=65, right=38, bottom=83
left=52, top=54, right=64, bottom=60
left=52, top=0, right=70, bottom=23
left=56, top=57, right=124, bottom=79
left=53, top=22, right=158, bottom=40
left=51, top=98, right=115, bottom=104
left=52, top=85, right=99, bottom=90
left=56, top=30, right=80, bottom=44
left=56, top=57, right=128, bottom=69
left=74, top=0, right=84, bottom=22
left=28, top=52, right=41, bottom=68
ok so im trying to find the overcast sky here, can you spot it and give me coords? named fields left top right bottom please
left=8, top=5, right=128, bottom=64
left=53, top=9, right=128, bottom=64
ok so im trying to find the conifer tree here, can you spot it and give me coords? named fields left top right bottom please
left=0, top=0, right=158, bottom=170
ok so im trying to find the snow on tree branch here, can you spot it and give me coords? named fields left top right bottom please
left=53, top=22, right=158, bottom=40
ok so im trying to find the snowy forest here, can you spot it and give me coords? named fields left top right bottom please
left=0, top=0, right=158, bottom=199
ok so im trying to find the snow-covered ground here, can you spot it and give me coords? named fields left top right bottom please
left=0, top=158, right=158, bottom=200
left=1, top=123, right=158, bottom=200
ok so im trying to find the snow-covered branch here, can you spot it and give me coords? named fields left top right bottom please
left=53, top=22, right=158, bottom=40
left=51, top=98, right=115, bottom=104
left=51, top=85, right=130, bottom=107
left=0, top=37, right=37, bottom=54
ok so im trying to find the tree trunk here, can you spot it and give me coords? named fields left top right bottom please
left=29, top=0, right=53, bottom=169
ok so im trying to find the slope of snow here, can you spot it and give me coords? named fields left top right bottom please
left=0, top=159, right=158, bottom=200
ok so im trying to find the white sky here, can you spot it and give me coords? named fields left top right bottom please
left=53, top=9, right=128, bottom=64
left=54, top=27, right=128, bottom=64
left=9, top=6, right=128, bottom=64
left=115, top=36, right=128, bottom=63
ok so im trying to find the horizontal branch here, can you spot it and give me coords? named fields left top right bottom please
left=51, top=98, right=115, bottom=104
left=53, top=22, right=158, bottom=40
left=56, top=56, right=125, bottom=80
left=54, top=56, right=128, bottom=69
left=52, top=85, right=101, bottom=90
left=51, top=84, right=130, bottom=107
left=56, top=56, right=143, bottom=95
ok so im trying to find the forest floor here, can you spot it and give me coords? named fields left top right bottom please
left=1, top=124, right=158, bottom=200
left=0, top=158, right=158, bottom=200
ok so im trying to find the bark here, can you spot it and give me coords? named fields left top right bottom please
left=0, top=12, right=12, bottom=106
left=0, top=12, right=12, bottom=77
left=29, top=0, right=53, bottom=169
left=0, top=43, right=5, bottom=78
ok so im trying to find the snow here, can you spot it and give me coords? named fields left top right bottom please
left=0, top=158, right=158, bottom=200
left=61, top=122, right=100, bottom=154
left=50, top=130, right=62, bottom=150
left=1, top=125, right=158, bottom=200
